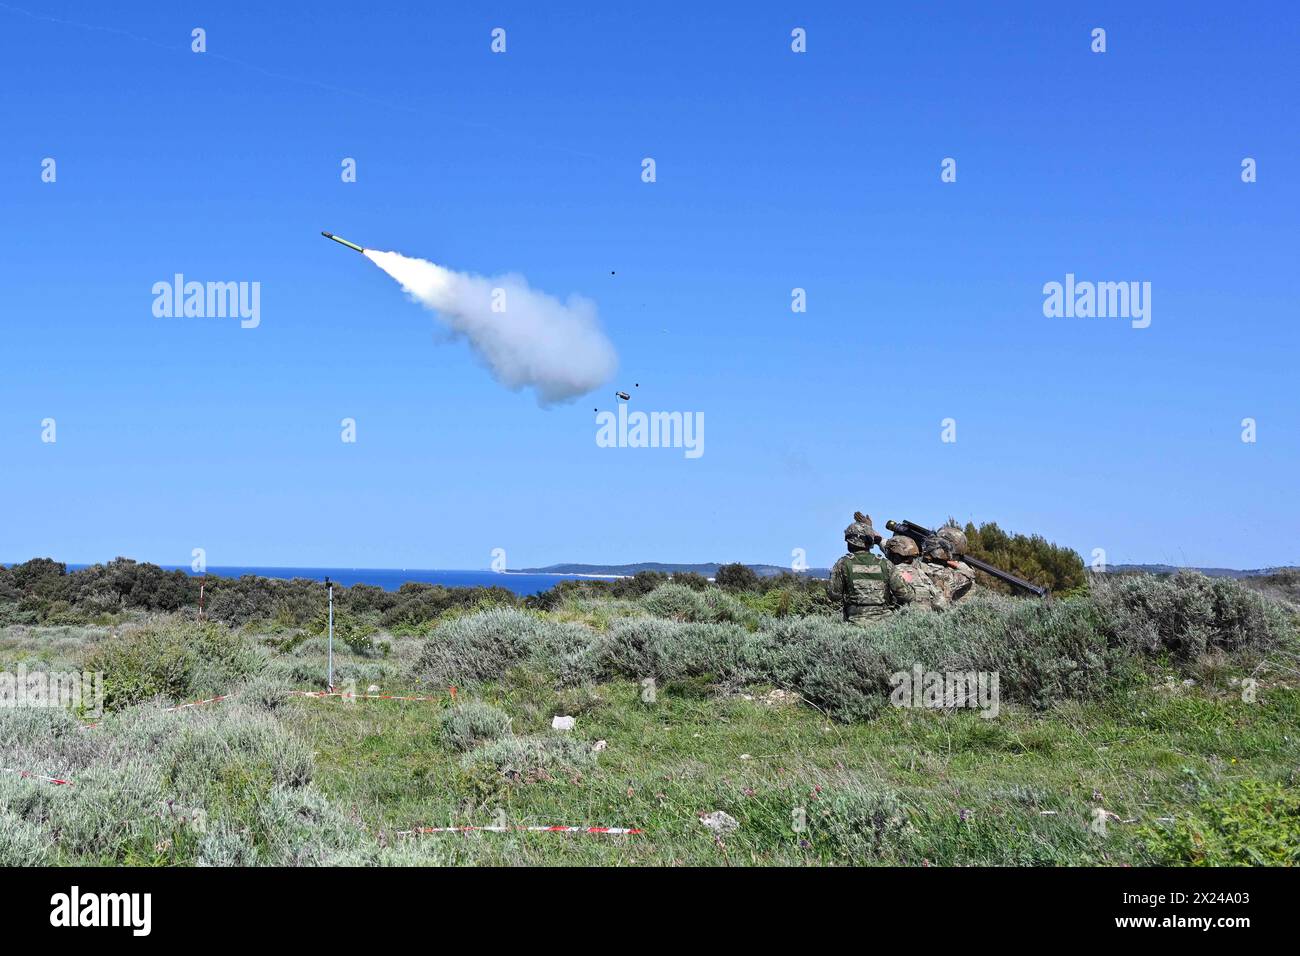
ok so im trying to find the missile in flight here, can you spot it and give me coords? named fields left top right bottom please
left=321, top=231, right=365, bottom=253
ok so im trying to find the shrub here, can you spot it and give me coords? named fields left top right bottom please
left=159, top=708, right=313, bottom=806
left=950, top=596, right=1115, bottom=708
left=1092, top=571, right=1293, bottom=660
left=460, top=734, right=597, bottom=781
left=1141, top=780, right=1300, bottom=866
left=748, top=584, right=834, bottom=618
left=196, top=824, right=260, bottom=867
left=599, top=579, right=1291, bottom=721
left=0, top=809, right=54, bottom=865
left=380, top=582, right=517, bottom=629
left=439, top=701, right=512, bottom=752
left=608, top=571, right=671, bottom=599
left=715, top=563, right=760, bottom=593
left=639, top=584, right=758, bottom=627
left=699, top=588, right=757, bottom=626
left=600, top=618, right=750, bottom=683
left=640, top=584, right=705, bottom=621
left=308, top=608, right=377, bottom=656
left=253, top=784, right=367, bottom=866
left=0, top=699, right=361, bottom=866
left=810, top=786, right=914, bottom=863
left=1242, top=568, right=1300, bottom=606
left=239, top=670, right=293, bottom=711
left=83, top=620, right=261, bottom=711
left=533, top=619, right=604, bottom=685
left=789, top=620, right=913, bottom=721
left=742, top=616, right=844, bottom=687
left=410, top=607, right=541, bottom=685
left=670, top=572, right=710, bottom=591
left=410, top=608, right=601, bottom=687
left=33, top=763, right=165, bottom=863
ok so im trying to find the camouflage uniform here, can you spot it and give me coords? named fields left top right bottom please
left=830, top=551, right=902, bottom=624
left=921, top=530, right=976, bottom=607
left=829, top=515, right=902, bottom=625
left=882, top=535, right=942, bottom=611
left=890, top=559, right=948, bottom=610
left=928, top=560, right=975, bottom=606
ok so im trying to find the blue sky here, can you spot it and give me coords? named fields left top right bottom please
left=1, top=1, right=1296, bottom=570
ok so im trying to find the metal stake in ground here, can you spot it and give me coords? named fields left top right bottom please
left=326, top=576, right=334, bottom=691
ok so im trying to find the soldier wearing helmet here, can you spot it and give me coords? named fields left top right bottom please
left=883, top=534, right=919, bottom=562
left=936, top=525, right=968, bottom=556
left=828, top=513, right=904, bottom=625
left=922, top=526, right=976, bottom=606
left=883, top=534, right=945, bottom=610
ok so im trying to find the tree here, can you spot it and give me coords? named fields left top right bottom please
left=714, top=563, right=760, bottom=593
left=961, top=521, right=1086, bottom=595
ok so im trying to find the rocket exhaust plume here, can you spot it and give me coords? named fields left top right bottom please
left=363, top=249, right=618, bottom=404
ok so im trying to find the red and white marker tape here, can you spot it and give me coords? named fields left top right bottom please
left=1, top=768, right=73, bottom=786
left=79, top=692, right=230, bottom=729
left=164, top=694, right=232, bottom=712
left=290, top=690, right=445, bottom=703
left=399, top=825, right=642, bottom=836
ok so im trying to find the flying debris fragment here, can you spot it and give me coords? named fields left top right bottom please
left=321, top=231, right=365, bottom=253
left=616, top=391, right=631, bottom=401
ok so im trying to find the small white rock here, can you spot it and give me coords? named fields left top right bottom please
left=699, top=811, right=739, bottom=834
left=551, top=715, right=576, bottom=731
left=367, top=685, right=380, bottom=694
left=739, top=754, right=752, bottom=760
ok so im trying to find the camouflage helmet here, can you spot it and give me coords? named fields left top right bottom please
left=843, top=513, right=882, bottom=549
left=936, top=525, right=968, bottom=556
left=922, top=535, right=954, bottom=562
left=884, top=535, right=920, bottom=559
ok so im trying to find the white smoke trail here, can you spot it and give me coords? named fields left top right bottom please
left=364, top=250, right=618, bottom=404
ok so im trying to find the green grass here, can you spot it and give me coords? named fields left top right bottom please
left=275, top=670, right=1300, bottom=865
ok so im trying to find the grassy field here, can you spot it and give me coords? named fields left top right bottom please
left=3, top=573, right=1299, bottom=866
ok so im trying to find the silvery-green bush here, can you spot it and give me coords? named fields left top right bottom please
left=460, top=734, right=597, bottom=779
left=239, top=669, right=293, bottom=712
left=410, top=607, right=600, bottom=687
left=0, top=809, right=54, bottom=865
left=0, top=701, right=338, bottom=865
left=196, top=823, right=260, bottom=867
left=254, top=784, right=367, bottom=866
left=639, top=583, right=758, bottom=627
left=1091, top=571, right=1293, bottom=659
left=640, top=583, right=706, bottom=621
left=810, top=785, right=915, bottom=863
left=599, top=617, right=750, bottom=682
left=439, top=701, right=511, bottom=752
left=160, top=709, right=312, bottom=803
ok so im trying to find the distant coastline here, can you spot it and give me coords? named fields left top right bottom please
left=499, top=570, right=628, bottom=580
left=45, top=565, right=623, bottom=597
left=4, top=560, right=1293, bottom=602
